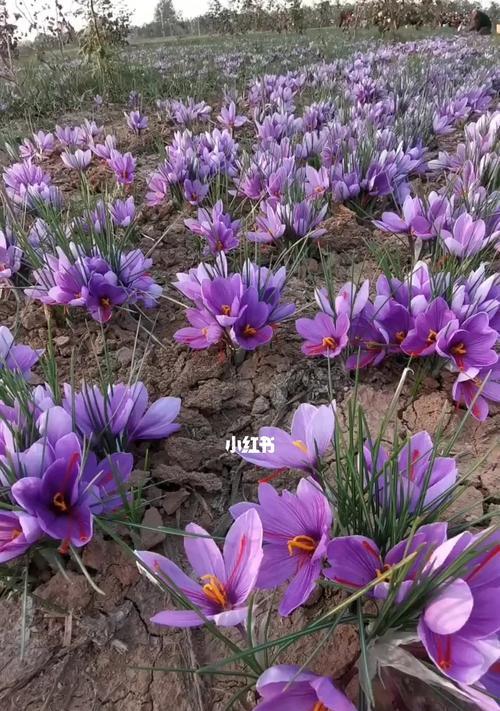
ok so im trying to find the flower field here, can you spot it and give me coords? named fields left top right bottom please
left=0, top=27, right=498, bottom=711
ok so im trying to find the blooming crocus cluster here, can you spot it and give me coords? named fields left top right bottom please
left=299, top=261, right=500, bottom=419
left=184, top=200, right=240, bottom=255
left=376, top=193, right=500, bottom=258
left=25, top=244, right=162, bottom=322
left=3, top=160, right=63, bottom=210
left=37, top=380, right=181, bottom=453
left=146, top=128, right=238, bottom=207
left=173, top=254, right=295, bottom=352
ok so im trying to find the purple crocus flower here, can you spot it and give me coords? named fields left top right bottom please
left=231, top=478, right=332, bottom=616
left=452, top=363, right=500, bottom=421
left=56, top=381, right=181, bottom=446
left=107, top=150, right=136, bottom=185
left=0, top=510, right=42, bottom=562
left=296, top=312, right=350, bottom=358
left=61, top=149, right=92, bottom=172
left=231, top=288, right=273, bottom=350
left=0, top=326, right=43, bottom=378
left=109, top=196, right=135, bottom=228
left=346, top=305, right=389, bottom=369
left=82, top=273, right=127, bottom=323
left=365, top=431, right=458, bottom=513
left=11, top=441, right=94, bottom=548
left=374, top=195, right=433, bottom=240
left=201, top=275, right=243, bottom=327
left=254, top=665, right=356, bottom=711
left=247, top=201, right=286, bottom=244
left=325, top=523, right=448, bottom=603
left=441, top=213, right=495, bottom=258
left=217, top=102, right=247, bottom=131
left=174, top=308, right=224, bottom=349
left=125, top=110, right=148, bottom=134
left=401, top=298, right=456, bottom=357
left=183, top=178, right=209, bottom=206
left=436, top=312, right=498, bottom=377
left=136, top=510, right=263, bottom=627
left=418, top=529, right=500, bottom=685
left=92, top=135, right=117, bottom=160
left=304, top=165, right=330, bottom=200
left=235, top=401, right=335, bottom=474
left=185, top=201, right=240, bottom=255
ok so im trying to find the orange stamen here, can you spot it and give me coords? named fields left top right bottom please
left=287, top=535, right=317, bottom=557
left=201, top=574, right=229, bottom=608
left=221, top=304, right=231, bottom=316
left=322, top=336, right=337, bottom=350
left=426, top=329, right=438, bottom=345
left=312, top=703, right=327, bottom=711
left=451, top=342, right=467, bottom=356
left=292, top=439, right=309, bottom=454
left=100, top=297, right=111, bottom=308
left=395, top=330, right=406, bottom=343
left=243, top=325, right=257, bottom=337
left=11, top=529, right=22, bottom=540
left=53, top=492, right=68, bottom=513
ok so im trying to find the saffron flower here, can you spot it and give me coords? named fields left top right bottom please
left=11, top=433, right=133, bottom=547
left=452, top=363, right=500, bottom=421
left=441, top=213, right=497, bottom=258
left=61, top=149, right=92, bottom=172
left=254, top=665, right=357, bottom=711
left=50, top=381, right=181, bottom=448
left=231, top=288, right=273, bottom=350
left=296, top=312, right=350, bottom=358
left=11, top=442, right=95, bottom=547
left=217, top=102, right=247, bottom=131
left=92, top=135, right=117, bottom=160
left=325, top=523, right=448, bottom=602
left=0, top=326, right=43, bottom=378
left=418, top=529, right=500, bottom=685
left=184, top=200, right=240, bottom=255
left=234, top=401, right=335, bottom=473
left=374, top=195, right=433, bottom=240
left=364, top=431, right=458, bottom=513
left=436, top=312, right=498, bottom=377
left=125, top=110, right=148, bottom=134
left=82, top=273, right=127, bottom=323
left=0, top=510, right=42, bottom=562
left=109, top=196, right=135, bottom=228
left=401, top=298, right=456, bottom=357
left=231, top=478, right=333, bottom=616
left=136, top=510, right=263, bottom=627
left=107, top=150, right=136, bottom=185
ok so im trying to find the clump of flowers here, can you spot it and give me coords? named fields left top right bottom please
left=173, top=254, right=295, bottom=352
left=298, top=262, right=500, bottom=420
left=184, top=200, right=241, bottom=255
left=25, top=244, right=162, bottom=323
